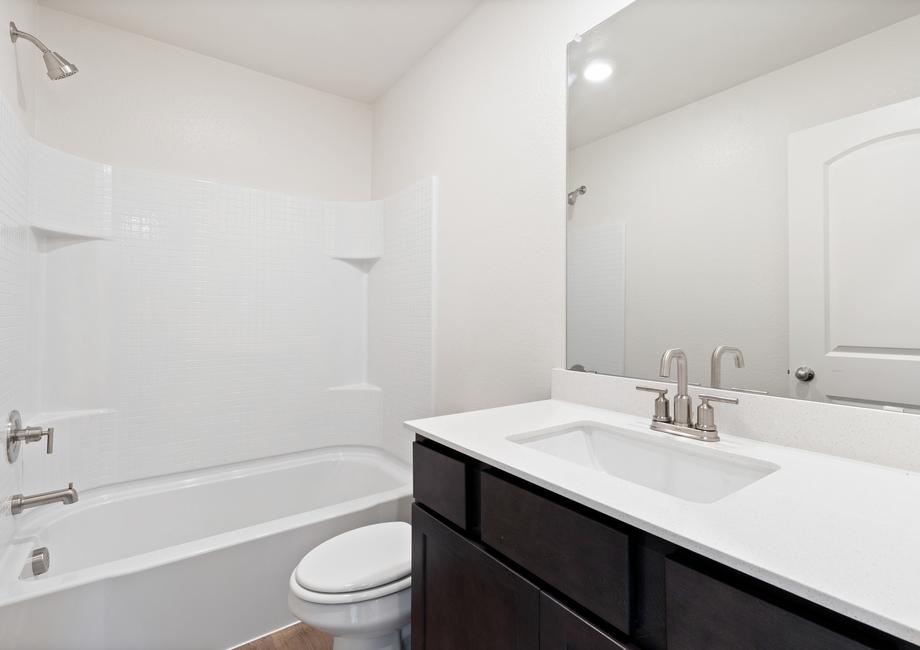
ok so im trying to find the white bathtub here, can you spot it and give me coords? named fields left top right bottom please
left=0, top=446, right=411, bottom=650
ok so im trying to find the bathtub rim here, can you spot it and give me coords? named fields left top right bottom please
left=0, top=445, right=411, bottom=608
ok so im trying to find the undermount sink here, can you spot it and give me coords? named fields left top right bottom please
left=510, top=422, right=779, bottom=503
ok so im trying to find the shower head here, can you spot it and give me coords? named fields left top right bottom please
left=567, top=185, right=587, bottom=206
left=41, top=50, right=78, bottom=80
left=10, top=21, right=78, bottom=80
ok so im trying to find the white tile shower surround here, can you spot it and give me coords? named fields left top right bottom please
left=0, top=99, right=31, bottom=551
left=370, top=179, right=436, bottom=461
left=566, top=220, right=626, bottom=375
left=0, top=98, right=433, bottom=511
left=324, top=200, right=384, bottom=260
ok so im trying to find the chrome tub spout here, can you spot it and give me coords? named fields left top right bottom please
left=11, top=482, right=78, bottom=515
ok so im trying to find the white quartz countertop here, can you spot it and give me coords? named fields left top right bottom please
left=406, top=399, right=920, bottom=644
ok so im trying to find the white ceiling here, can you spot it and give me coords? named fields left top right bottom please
left=569, top=0, right=920, bottom=149
left=38, top=0, right=481, bottom=102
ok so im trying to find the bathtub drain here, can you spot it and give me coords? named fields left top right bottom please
left=29, top=547, right=50, bottom=576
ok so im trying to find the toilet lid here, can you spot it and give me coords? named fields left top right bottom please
left=295, top=522, right=411, bottom=594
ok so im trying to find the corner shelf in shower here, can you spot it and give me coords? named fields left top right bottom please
left=30, top=222, right=113, bottom=245
left=324, top=200, right=384, bottom=264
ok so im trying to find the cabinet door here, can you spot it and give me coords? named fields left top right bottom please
left=540, top=593, right=632, bottom=650
left=412, top=504, right=539, bottom=650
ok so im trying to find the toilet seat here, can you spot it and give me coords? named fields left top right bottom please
left=290, top=573, right=411, bottom=605
left=291, top=521, right=411, bottom=605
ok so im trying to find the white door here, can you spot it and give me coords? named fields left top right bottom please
left=789, top=96, right=920, bottom=410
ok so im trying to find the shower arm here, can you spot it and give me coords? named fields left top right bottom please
left=10, top=22, right=52, bottom=54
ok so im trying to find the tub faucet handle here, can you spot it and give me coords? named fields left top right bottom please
left=6, top=410, right=54, bottom=462
left=43, top=427, right=54, bottom=454
left=17, top=424, right=53, bottom=453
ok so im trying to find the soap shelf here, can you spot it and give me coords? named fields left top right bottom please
left=30, top=223, right=112, bottom=244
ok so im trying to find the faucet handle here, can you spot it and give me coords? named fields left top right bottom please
left=695, top=394, right=739, bottom=433
left=636, top=386, right=672, bottom=423
left=6, top=410, right=55, bottom=463
left=21, top=425, right=53, bottom=454
left=699, top=394, right=739, bottom=405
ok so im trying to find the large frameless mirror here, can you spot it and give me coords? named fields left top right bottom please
left=566, top=0, right=920, bottom=412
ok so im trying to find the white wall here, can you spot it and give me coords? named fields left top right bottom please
left=33, top=7, right=373, bottom=201
left=1, top=0, right=37, bottom=130
left=569, top=15, right=920, bottom=394
left=372, top=0, right=632, bottom=415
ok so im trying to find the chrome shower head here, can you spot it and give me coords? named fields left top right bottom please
left=41, top=50, right=77, bottom=80
left=10, top=21, right=78, bottom=80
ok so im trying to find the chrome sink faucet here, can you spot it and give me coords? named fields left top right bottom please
left=711, top=345, right=745, bottom=389
left=660, top=348, right=692, bottom=426
left=11, top=483, right=78, bottom=515
left=637, top=348, right=739, bottom=442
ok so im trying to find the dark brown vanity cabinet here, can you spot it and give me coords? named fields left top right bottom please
left=411, top=439, right=916, bottom=650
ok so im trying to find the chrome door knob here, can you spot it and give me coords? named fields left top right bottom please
left=794, top=366, right=815, bottom=382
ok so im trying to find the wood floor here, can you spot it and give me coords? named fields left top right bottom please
left=238, top=623, right=332, bottom=650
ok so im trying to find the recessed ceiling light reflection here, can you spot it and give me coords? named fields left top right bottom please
left=583, top=60, right=614, bottom=83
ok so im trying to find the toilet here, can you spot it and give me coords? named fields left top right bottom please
left=288, top=522, right=412, bottom=650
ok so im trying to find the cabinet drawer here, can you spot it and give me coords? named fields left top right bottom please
left=413, top=442, right=469, bottom=529
left=665, top=558, right=874, bottom=650
left=480, top=471, right=631, bottom=634
left=540, top=593, right=632, bottom=650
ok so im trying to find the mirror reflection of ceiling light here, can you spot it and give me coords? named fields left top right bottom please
left=583, top=60, right=614, bottom=83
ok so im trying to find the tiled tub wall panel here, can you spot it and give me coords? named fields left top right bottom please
left=29, top=141, right=113, bottom=238
left=368, top=178, right=435, bottom=462
left=0, top=101, right=31, bottom=546
left=566, top=221, right=626, bottom=375
left=31, top=155, right=411, bottom=490
left=20, top=410, right=117, bottom=496
left=107, top=172, right=371, bottom=480
left=33, top=144, right=114, bottom=414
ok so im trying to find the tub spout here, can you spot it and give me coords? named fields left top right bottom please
left=10, top=482, right=78, bottom=515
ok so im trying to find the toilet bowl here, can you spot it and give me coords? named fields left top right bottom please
left=288, top=522, right=411, bottom=650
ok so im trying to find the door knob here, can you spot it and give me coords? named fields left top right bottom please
left=794, top=366, right=815, bottom=382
